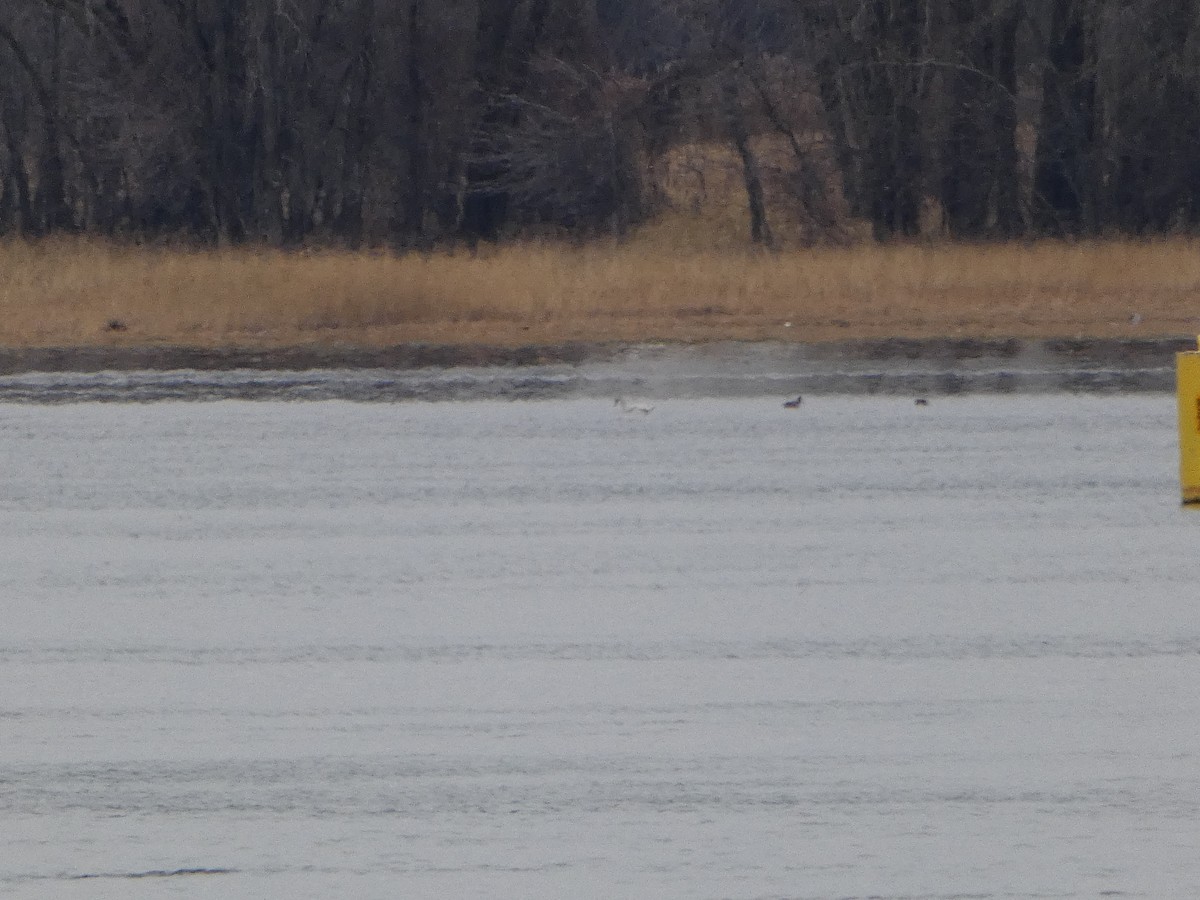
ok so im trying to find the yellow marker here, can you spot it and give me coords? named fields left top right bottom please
left=1178, top=337, right=1200, bottom=504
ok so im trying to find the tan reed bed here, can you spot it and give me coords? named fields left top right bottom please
left=2, top=235, right=1200, bottom=348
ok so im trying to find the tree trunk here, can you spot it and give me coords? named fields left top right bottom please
left=403, top=0, right=429, bottom=242
left=940, top=0, right=1021, bottom=237
left=0, top=110, right=33, bottom=233
left=1034, top=0, right=1097, bottom=234
left=724, top=73, right=773, bottom=247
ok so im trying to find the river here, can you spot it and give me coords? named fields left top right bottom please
left=2, top=393, right=1198, bottom=898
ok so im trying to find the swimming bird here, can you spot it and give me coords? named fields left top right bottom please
left=914, top=398, right=929, bottom=406
left=615, top=397, right=654, bottom=414
left=783, top=395, right=802, bottom=408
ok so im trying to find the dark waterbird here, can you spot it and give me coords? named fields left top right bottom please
left=783, top=395, right=802, bottom=409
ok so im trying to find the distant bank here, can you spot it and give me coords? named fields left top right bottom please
left=5, top=240, right=1200, bottom=352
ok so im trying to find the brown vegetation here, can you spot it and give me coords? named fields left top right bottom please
left=3, top=232, right=1199, bottom=350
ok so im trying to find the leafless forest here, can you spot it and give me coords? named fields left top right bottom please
left=1, top=0, right=1197, bottom=247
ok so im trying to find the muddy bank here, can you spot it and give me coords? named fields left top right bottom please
left=0, top=337, right=1190, bottom=402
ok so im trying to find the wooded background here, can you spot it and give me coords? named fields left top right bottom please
left=2, top=0, right=1198, bottom=246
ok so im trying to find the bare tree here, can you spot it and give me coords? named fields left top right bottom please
left=2, top=0, right=1200, bottom=245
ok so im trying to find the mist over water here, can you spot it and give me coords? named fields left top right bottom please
left=3, top=395, right=1199, bottom=899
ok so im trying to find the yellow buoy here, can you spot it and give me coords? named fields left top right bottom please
left=1178, top=337, right=1200, bottom=504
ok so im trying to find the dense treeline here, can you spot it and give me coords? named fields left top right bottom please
left=2, top=0, right=1199, bottom=246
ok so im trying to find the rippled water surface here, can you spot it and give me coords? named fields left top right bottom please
left=2, top=395, right=1199, bottom=899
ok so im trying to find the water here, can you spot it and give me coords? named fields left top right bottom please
left=0, top=337, right=1180, bottom=402
left=2, top=394, right=1199, bottom=898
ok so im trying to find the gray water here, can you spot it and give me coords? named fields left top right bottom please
left=2, top=394, right=1199, bottom=899
left=0, top=338, right=1180, bottom=402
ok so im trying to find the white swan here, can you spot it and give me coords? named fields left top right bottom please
left=614, top=397, right=654, bottom=414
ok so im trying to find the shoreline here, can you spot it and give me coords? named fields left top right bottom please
left=0, top=335, right=1192, bottom=375
left=0, top=336, right=1190, bottom=402
left=6, top=239, right=1200, bottom=354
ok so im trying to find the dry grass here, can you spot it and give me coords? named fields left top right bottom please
left=2, top=232, right=1200, bottom=349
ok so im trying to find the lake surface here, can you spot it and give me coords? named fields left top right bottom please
left=2, top=394, right=1199, bottom=898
